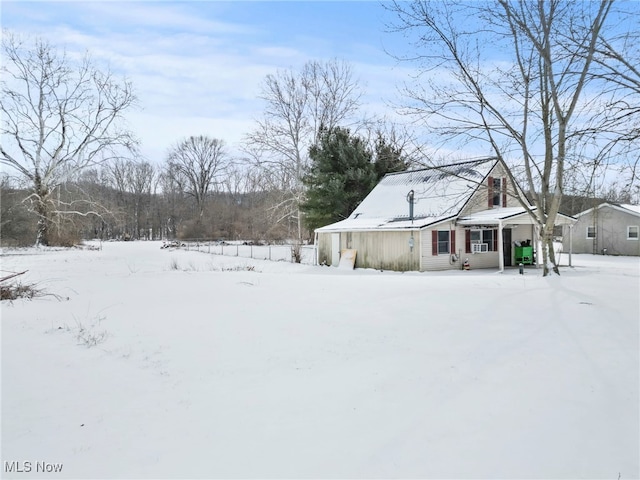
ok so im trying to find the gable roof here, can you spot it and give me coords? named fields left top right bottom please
left=316, top=158, right=498, bottom=232
left=576, top=202, right=640, bottom=219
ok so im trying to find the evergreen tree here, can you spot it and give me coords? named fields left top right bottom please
left=373, top=133, right=408, bottom=180
left=302, top=127, right=377, bottom=231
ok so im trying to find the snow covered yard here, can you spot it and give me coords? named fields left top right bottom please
left=1, top=241, right=638, bottom=479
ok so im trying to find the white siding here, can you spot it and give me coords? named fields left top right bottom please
left=459, top=163, right=520, bottom=217
left=420, top=223, right=464, bottom=271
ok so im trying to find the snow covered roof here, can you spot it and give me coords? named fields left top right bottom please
left=458, top=207, right=533, bottom=225
left=458, top=207, right=576, bottom=226
left=316, top=158, right=497, bottom=232
left=619, top=204, right=640, bottom=215
left=576, top=202, right=640, bottom=218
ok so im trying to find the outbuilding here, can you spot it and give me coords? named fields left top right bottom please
left=563, top=203, right=640, bottom=256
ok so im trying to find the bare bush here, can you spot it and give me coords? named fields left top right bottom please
left=74, top=318, right=109, bottom=347
left=0, top=281, right=44, bottom=301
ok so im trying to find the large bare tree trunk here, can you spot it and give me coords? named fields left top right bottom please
left=0, top=34, right=136, bottom=246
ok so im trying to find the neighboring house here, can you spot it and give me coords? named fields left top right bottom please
left=315, top=157, right=576, bottom=271
left=564, top=203, right=640, bottom=256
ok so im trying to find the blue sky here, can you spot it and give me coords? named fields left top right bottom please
left=2, top=1, right=413, bottom=163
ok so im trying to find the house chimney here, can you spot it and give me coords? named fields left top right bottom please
left=407, top=190, right=415, bottom=223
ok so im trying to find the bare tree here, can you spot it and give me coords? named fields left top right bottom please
left=0, top=34, right=136, bottom=245
left=388, top=0, right=629, bottom=275
left=575, top=7, right=640, bottom=203
left=105, top=158, right=156, bottom=239
left=244, top=59, right=363, bottom=241
left=165, top=135, right=228, bottom=222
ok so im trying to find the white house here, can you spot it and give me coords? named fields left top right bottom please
left=315, top=158, right=576, bottom=271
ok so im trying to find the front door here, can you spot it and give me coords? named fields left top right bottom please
left=502, top=228, right=512, bottom=267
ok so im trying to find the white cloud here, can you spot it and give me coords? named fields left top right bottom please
left=2, top=1, right=430, bottom=165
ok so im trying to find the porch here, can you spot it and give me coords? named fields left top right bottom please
left=457, top=207, right=576, bottom=271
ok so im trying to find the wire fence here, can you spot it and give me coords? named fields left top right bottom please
left=170, top=239, right=318, bottom=265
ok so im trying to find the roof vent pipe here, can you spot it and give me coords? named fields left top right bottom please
left=407, top=190, right=415, bottom=223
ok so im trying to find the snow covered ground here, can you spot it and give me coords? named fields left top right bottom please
left=1, top=241, right=638, bottom=479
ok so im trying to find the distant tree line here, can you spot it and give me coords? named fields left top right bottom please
left=0, top=129, right=409, bottom=246
left=0, top=34, right=415, bottom=247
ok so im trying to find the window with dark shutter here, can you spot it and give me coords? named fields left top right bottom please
left=438, top=231, right=450, bottom=254
left=492, top=178, right=502, bottom=207
left=487, top=176, right=494, bottom=208
left=432, top=230, right=438, bottom=255
left=465, top=230, right=471, bottom=253
left=502, top=177, right=507, bottom=207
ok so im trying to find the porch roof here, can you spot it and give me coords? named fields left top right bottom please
left=457, top=207, right=576, bottom=226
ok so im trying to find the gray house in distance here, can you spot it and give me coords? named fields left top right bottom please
left=564, top=203, right=640, bottom=256
left=315, top=158, right=576, bottom=272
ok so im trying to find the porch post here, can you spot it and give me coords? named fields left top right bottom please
left=498, top=220, right=504, bottom=272
left=534, top=225, right=542, bottom=267
left=568, top=224, right=573, bottom=267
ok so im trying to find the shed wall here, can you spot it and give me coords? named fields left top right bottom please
left=317, top=230, right=421, bottom=271
left=317, top=233, right=333, bottom=266
left=344, top=230, right=420, bottom=271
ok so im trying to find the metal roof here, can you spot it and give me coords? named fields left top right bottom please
left=316, top=158, right=497, bottom=232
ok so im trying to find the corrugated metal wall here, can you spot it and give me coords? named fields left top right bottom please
left=344, top=230, right=420, bottom=271
left=317, top=230, right=421, bottom=271
left=317, top=233, right=333, bottom=266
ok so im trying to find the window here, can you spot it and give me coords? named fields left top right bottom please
left=628, top=226, right=639, bottom=240
left=553, top=225, right=563, bottom=239
left=586, top=226, right=596, bottom=239
left=469, top=229, right=495, bottom=253
left=492, top=178, right=502, bottom=206
left=487, top=176, right=507, bottom=208
left=438, top=230, right=450, bottom=254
